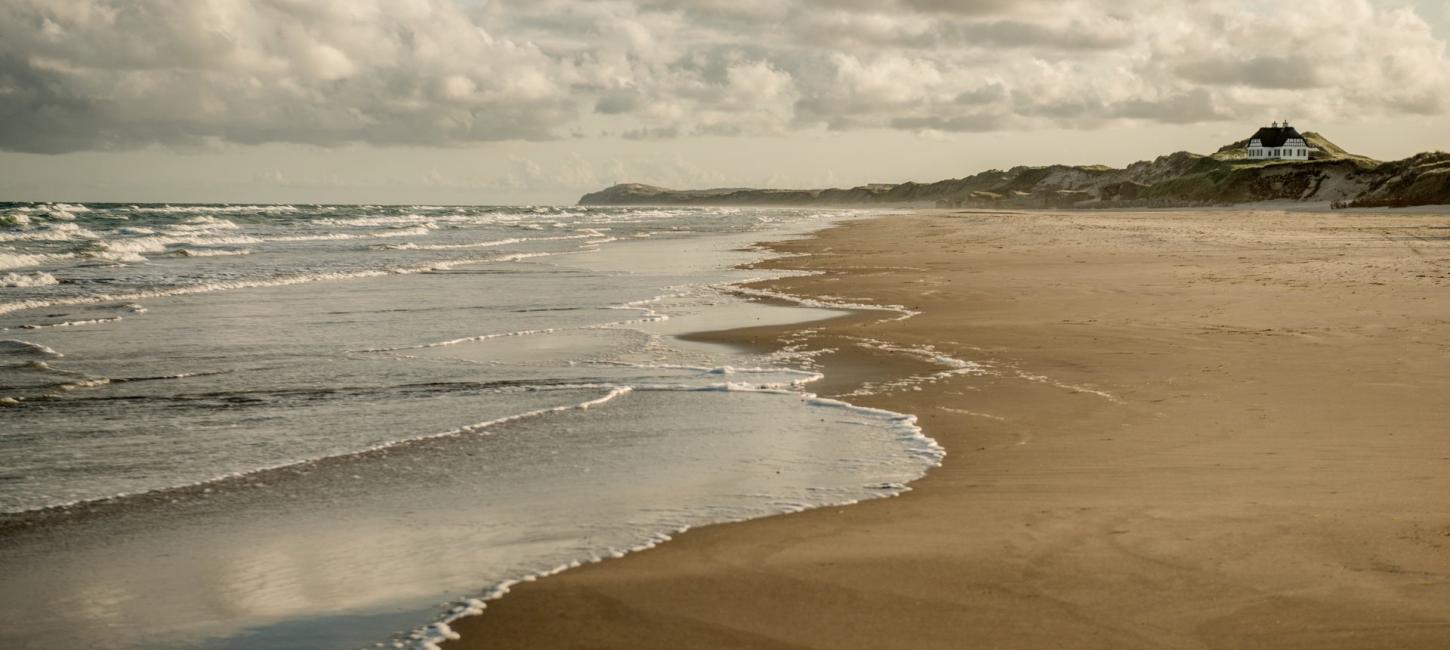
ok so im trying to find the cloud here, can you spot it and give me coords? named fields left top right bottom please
left=1176, top=55, right=1325, bottom=90
left=1, top=0, right=1447, bottom=153
left=0, top=0, right=578, bottom=152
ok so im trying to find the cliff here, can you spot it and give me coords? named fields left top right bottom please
left=578, top=135, right=1450, bottom=209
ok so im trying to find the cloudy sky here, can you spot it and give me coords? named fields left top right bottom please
left=3, top=0, right=1448, bottom=204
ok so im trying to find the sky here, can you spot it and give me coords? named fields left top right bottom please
left=2, top=0, right=1449, bottom=205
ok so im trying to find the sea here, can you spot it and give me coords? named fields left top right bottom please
left=0, top=202, right=941, bottom=649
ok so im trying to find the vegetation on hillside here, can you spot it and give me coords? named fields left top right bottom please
left=579, top=135, right=1450, bottom=209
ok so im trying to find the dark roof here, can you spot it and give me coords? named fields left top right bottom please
left=1248, top=125, right=1306, bottom=148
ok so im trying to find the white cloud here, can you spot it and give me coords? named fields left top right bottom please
left=1, top=0, right=1447, bottom=153
left=831, top=53, right=944, bottom=106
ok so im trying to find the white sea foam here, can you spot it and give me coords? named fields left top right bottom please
left=0, top=251, right=76, bottom=270
left=257, top=232, right=361, bottom=242
left=843, top=338, right=990, bottom=396
left=0, top=222, right=101, bottom=242
left=15, top=316, right=123, bottom=330
left=263, top=225, right=435, bottom=242
left=361, top=327, right=564, bottom=353
left=377, top=232, right=601, bottom=251
left=83, top=250, right=148, bottom=264
left=314, top=213, right=441, bottom=227
left=0, top=211, right=32, bottom=226
left=43, top=205, right=86, bottom=221
left=58, top=377, right=112, bottom=391
left=133, top=204, right=301, bottom=214
left=729, top=285, right=919, bottom=321
left=379, top=237, right=526, bottom=251
left=1, top=271, right=59, bottom=287
left=1013, top=369, right=1120, bottom=403
left=96, top=233, right=262, bottom=254
left=176, top=248, right=251, bottom=257
left=172, top=216, right=241, bottom=231
left=586, top=360, right=825, bottom=387
left=493, top=251, right=553, bottom=262
left=0, top=255, right=512, bottom=317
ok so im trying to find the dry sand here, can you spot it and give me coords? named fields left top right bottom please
left=446, top=209, right=1450, bottom=649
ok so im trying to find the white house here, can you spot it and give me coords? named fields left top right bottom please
left=1246, top=121, right=1314, bottom=160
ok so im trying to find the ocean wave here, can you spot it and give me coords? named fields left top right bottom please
left=83, top=250, right=148, bottom=264
left=0, top=211, right=32, bottom=227
left=0, top=253, right=523, bottom=316
left=0, top=222, right=102, bottom=242
left=376, top=232, right=598, bottom=251
left=14, top=316, right=123, bottom=330
left=166, top=216, right=243, bottom=232
left=314, top=213, right=441, bottom=227
left=0, top=251, right=77, bottom=270
left=377, top=237, right=523, bottom=251
left=40, top=203, right=90, bottom=221
left=0, top=339, right=63, bottom=358
left=176, top=248, right=251, bottom=257
left=95, top=234, right=263, bottom=254
left=1, top=271, right=59, bottom=287
left=130, top=204, right=302, bottom=214
left=263, top=224, right=436, bottom=242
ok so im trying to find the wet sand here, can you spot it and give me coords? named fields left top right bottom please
left=446, top=208, right=1450, bottom=649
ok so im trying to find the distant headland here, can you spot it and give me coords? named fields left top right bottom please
left=579, top=128, right=1449, bottom=209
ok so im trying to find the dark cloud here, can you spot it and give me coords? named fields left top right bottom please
left=1175, top=55, right=1325, bottom=89
left=1114, top=89, right=1231, bottom=124
left=955, top=84, right=1007, bottom=104
left=950, top=20, right=1134, bottom=50
left=594, top=90, right=644, bottom=115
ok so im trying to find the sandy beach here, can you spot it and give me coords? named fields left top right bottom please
left=447, top=208, right=1450, bottom=649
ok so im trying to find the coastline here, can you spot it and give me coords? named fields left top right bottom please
left=446, top=207, right=1450, bottom=649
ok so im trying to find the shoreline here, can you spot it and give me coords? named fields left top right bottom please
left=446, top=207, right=1450, bottom=649
left=2, top=206, right=933, bottom=650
